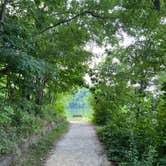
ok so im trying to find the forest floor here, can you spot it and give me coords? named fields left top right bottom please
left=45, top=121, right=111, bottom=166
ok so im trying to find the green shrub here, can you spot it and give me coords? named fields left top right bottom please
left=17, top=111, right=41, bottom=137
left=0, top=105, right=14, bottom=126
left=40, top=104, right=58, bottom=122
left=97, top=121, right=160, bottom=165
left=0, top=127, right=17, bottom=154
left=96, top=102, right=164, bottom=165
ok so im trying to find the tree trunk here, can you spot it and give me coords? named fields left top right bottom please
left=153, top=0, right=160, bottom=10
left=36, top=76, right=48, bottom=105
left=0, top=0, right=8, bottom=32
left=37, top=86, right=44, bottom=105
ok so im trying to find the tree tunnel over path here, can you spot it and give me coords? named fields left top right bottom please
left=0, top=1, right=166, bottom=165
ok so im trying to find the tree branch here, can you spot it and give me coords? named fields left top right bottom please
left=85, top=11, right=107, bottom=20
left=38, top=12, right=85, bottom=34
left=38, top=10, right=107, bottom=35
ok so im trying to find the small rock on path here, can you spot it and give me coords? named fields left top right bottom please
left=45, top=121, right=110, bottom=166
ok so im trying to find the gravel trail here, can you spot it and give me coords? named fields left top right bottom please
left=45, top=121, right=110, bottom=166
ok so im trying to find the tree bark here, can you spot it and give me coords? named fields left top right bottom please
left=0, top=0, right=8, bottom=32
left=153, top=0, right=160, bottom=10
left=36, top=76, right=48, bottom=105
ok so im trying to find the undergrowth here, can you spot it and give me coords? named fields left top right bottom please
left=16, top=122, right=68, bottom=166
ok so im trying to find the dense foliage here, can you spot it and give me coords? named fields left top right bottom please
left=0, top=0, right=97, bottom=154
left=90, top=1, right=166, bottom=165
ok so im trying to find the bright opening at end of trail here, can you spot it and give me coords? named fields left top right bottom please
left=65, top=88, right=93, bottom=122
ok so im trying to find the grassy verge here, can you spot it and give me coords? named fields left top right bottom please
left=17, top=121, right=69, bottom=166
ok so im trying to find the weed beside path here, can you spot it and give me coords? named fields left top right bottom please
left=16, top=122, right=68, bottom=166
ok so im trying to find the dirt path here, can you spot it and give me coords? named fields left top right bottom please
left=45, top=121, right=110, bottom=166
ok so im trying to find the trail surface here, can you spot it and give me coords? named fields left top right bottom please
left=45, top=121, right=110, bottom=166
